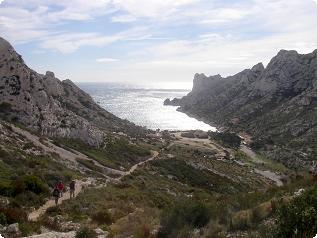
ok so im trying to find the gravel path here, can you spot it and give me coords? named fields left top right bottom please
left=10, top=125, right=161, bottom=222
left=254, top=169, right=283, bottom=187
left=28, top=179, right=93, bottom=221
left=28, top=150, right=159, bottom=221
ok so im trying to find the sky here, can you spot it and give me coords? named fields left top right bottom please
left=1, top=0, right=317, bottom=89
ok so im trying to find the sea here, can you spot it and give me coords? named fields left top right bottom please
left=78, top=83, right=216, bottom=132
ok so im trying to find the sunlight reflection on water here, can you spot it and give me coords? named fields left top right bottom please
left=79, top=83, right=216, bottom=131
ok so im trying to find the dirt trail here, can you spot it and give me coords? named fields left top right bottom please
left=171, top=132, right=227, bottom=157
left=240, top=145, right=263, bottom=164
left=121, top=150, right=159, bottom=178
left=28, top=150, right=159, bottom=221
left=254, top=169, right=283, bottom=187
left=10, top=125, right=160, bottom=221
left=173, top=132, right=284, bottom=187
left=28, top=179, right=93, bottom=221
left=239, top=145, right=284, bottom=186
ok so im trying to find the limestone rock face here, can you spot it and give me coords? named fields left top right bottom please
left=0, top=37, right=144, bottom=146
left=166, top=49, right=317, bottom=167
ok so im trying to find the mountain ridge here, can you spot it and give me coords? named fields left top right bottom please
left=0, top=37, right=145, bottom=147
left=165, top=49, right=317, bottom=167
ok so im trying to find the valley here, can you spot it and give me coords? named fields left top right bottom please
left=1, top=118, right=313, bottom=237
left=0, top=36, right=316, bottom=238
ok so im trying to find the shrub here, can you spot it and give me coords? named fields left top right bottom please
left=0, top=207, right=27, bottom=224
left=91, top=210, right=112, bottom=225
left=22, top=142, right=35, bottom=150
left=251, top=206, right=262, bottom=224
left=13, top=191, right=45, bottom=208
left=158, top=200, right=211, bottom=238
left=275, top=187, right=317, bottom=237
left=0, top=212, right=7, bottom=225
left=46, top=206, right=62, bottom=216
left=0, top=180, right=13, bottom=196
left=19, top=222, right=41, bottom=236
left=208, top=132, right=241, bottom=148
left=13, top=175, right=49, bottom=196
left=151, top=159, right=237, bottom=193
left=75, top=227, right=97, bottom=238
left=134, top=224, right=151, bottom=238
left=230, top=210, right=251, bottom=231
left=0, top=102, right=12, bottom=113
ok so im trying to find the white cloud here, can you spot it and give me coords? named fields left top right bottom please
left=0, top=0, right=114, bottom=44
left=199, top=8, right=249, bottom=24
left=1, top=0, right=317, bottom=86
left=111, top=14, right=137, bottom=23
left=37, top=27, right=152, bottom=53
left=146, top=29, right=317, bottom=75
left=112, top=0, right=197, bottom=18
left=96, top=57, right=119, bottom=63
left=39, top=33, right=122, bottom=54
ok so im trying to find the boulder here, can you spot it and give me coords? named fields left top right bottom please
left=6, top=223, right=21, bottom=236
left=95, top=228, right=109, bottom=238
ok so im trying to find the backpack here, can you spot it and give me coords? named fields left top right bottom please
left=52, top=188, right=59, bottom=197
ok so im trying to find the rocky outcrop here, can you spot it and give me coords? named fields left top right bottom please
left=166, top=49, right=317, bottom=167
left=0, top=37, right=145, bottom=146
left=24, top=228, right=109, bottom=238
left=0, top=223, right=21, bottom=238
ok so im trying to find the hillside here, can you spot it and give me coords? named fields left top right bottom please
left=165, top=50, right=317, bottom=167
left=0, top=37, right=316, bottom=238
left=0, top=37, right=145, bottom=147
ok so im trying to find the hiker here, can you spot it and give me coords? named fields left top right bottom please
left=57, top=181, right=65, bottom=198
left=52, top=186, right=60, bottom=205
left=69, top=180, right=76, bottom=198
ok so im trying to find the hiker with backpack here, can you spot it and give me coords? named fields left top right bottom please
left=57, top=181, right=65, bottom=197
left=69, top=180, right=76, bottom=199
left=52, top=185, right=60, bottom=205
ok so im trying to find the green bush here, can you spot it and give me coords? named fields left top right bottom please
left=0, top=206, right=27, bottom=224
left=208, top=132, right=241, bottom=148
left=0, top=102, right=12, bottom=113
left=13, top=175, right=49, bottom=196
left=134, top=224, right=151, bottom=238
left=151, top=159, right=237, bottom=193
left=75, top=227, right=97, bottom=238
left=19, top=222, right=41, bottom=236
left=13, top=191, right=45, bottom=208
left=275, top=187, right=317, bottom=237
left=158, top=200, right=211, bottom=238
left=91, top=210, right=112, bottom=225
left=0, top=180, right=13, bottom=196
left=53, top=137, right=150, bottom=170
left=0, top=212, right=6, bottom=225
left=46, top=206, right=62, bottom=216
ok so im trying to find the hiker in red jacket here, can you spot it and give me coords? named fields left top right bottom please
left=57, top=181, right=65, bottom=198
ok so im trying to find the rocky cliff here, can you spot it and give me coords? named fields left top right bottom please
left=165, top=49, right=317, bottom=167
left=0, top=37, right=144, bottom=146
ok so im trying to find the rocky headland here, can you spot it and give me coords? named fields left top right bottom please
left=165, top=49, right=317, bottom=167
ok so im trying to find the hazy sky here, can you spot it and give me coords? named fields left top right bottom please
left=1, top=0, right=317, bottom=88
